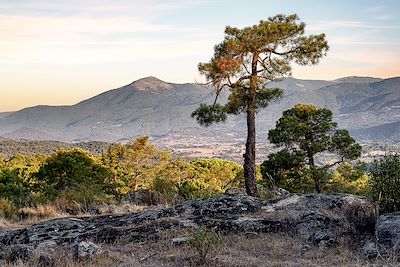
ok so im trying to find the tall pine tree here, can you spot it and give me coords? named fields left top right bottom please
left=192, top=14, right=329, bottom=196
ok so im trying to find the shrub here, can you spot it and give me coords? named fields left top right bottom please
left=261, top=150, right=314, bottom=193
left=56, top=183, right=111, bottom=213
left=369, top=155, right=400, bottom=214
left=190, top=159, right=243, bottom=191
left=325, top=162, right=370, bottom=195
left=179, top=180, right=214, bottom=200
left=101, top=136, right=173, bottom=195
left=151, top=176, right=178, bottom=203
left=0, top=168, right=32, bottom=207
left=189, top=227, right=224, bottom=265
left=34, top=149, right=113, bottom=204
left=0, top=198, right=15, bottom=219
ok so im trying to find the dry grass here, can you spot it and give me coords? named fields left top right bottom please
left=0, top=201, right=151, bottom=231
left=0, top=204, right=395, bottom=267
left=18, top=204, right=65, bottom=220
left=1, top=228, right=396, bottom=267
left=0, top=217, right=14, bottom=230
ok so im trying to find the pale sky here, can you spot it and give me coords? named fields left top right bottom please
left=1, top=0, right=399, bottom=112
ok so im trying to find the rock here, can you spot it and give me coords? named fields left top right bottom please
left=73, top=241, right=104, bottom=260
left=35, top=240, right=58, bottom=254
left=5, top=244, right=33, bottom=263
left=171, top=237, right=191, bottom=246
left=123, top=189, right=166, bottom=205
left=0, top=193, right=377, bottom=250
left=225, top=188, right=247, bottom=196
left=361, top=240, right=378, bottom=259
left=308, top=230, right=337, bottom=247
left=376, top=211, right=400, bottom=254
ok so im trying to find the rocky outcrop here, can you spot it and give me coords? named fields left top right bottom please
left=376, top=212, right=400, bottom=254
left=0, top=193, right=377, bottom=263
left=0, top=193, right=376, bottom=246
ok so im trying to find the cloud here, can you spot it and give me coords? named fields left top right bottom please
left=376, top=14, right=395, bottom=21
left=0, top=0, right=215, bottom=18
left=308, top=20, right=400, bottom=31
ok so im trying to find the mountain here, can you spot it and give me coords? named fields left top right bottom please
left=351, top=121, right=400, bottom=142
left=0, top=76, right=399, bottom=143
left=333, top=76, right=383, bottom=84
left=0, top=112, right=13, bottom=119
left=0, top=77, right=229, bottom=142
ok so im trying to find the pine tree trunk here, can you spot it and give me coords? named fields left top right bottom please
left=243, top=55, right=259, bottom=197
left=244, top=103, right=258, bottom=196
left=307, top=146, right=321, bottom=193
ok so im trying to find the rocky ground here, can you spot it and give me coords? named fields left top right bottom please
left=0, top=191, right=399, bottom=266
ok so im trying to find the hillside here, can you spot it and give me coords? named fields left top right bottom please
left=0, top=76, right=399, bottom=143
left=0, top=138, right=111, bottom=159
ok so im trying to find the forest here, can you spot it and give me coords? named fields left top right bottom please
left=0, top=125, right=397, bottom=223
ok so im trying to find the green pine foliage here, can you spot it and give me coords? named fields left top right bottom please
left=34, top=149, right=113, bottom=207
left=264, top=103, right=361, bottom=193
left=369, top=155, right=400, bottom=214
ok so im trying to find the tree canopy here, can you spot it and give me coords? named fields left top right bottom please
left=35, top=149, right=112, bottom=202
left=266, top=103, right=361, bottom=192
left=192, top=14, right=329, bottom=196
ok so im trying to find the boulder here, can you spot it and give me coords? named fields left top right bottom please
left=361, top=240, right=378, bottom=259
left=376, top=211, right=400, bottom=254
left=171, top=236, right=191, bottom=246
left=72, top=241, right=104, bottom=260
left=4, top=244, right=34, bottom=263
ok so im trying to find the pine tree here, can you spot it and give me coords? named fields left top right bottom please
left=192, top=14, right=329, bottom=196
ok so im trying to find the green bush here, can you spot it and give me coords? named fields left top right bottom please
left=34, top=149, right=113, bottom=205
left=0, top=168, right=32, bottom=207
left=57, top=183, right=112, bottom=213
left=151, top=176, right=179, bottom=202
left=190, top=159, right=243, bottom=191
left=325, top=162, right=370, bottom=195
left=369, top=155, right=400, bottom=214
left=179, top=179, right=214, bottom=200
left=189, top=227, right=224, bottom=265
left=261, top=150, right=314, bottom=193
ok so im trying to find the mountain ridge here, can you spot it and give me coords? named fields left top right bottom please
left=0, top=76, right=399, bottom=143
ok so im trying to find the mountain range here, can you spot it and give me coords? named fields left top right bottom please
left=0, top=76, right=399, bottom=144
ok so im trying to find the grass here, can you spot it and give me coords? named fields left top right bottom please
left=0, top=201, right=149, bottom=231
left=0, top=202, right=394, bottom=267
left=1, top=229, right=385, bottom=267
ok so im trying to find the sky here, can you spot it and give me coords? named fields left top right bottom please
left=1, top=0, right=400, bottom=112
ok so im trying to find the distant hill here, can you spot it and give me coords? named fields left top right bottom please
left=0, top=76, right=399, bottom=143
left=351, top=120, right=400, bottom=142
left=0, top=138, right=111, bottom=159
left=333, top=76, right=383, bottom=84
left=0, top=112, right=14, bottom=119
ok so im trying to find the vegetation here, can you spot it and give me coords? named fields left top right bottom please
left=0, top=138, right=110, bottom=159
left=264, top=103, right=361, bottom=193
left=325, top=162, right=370, bottom=195
left=35, top=149, right=112, bottom=205
left=189, top=227, right=224, bottom=265
left=369, top=155, right=400, bottom=214
left=0, top=136, right=246, bottom=218
left=0, top=132, right=390, bottom=223
left=192, top=14, right=329, bottom=196
left=101, top=136, right=174, bottom=195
